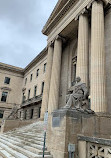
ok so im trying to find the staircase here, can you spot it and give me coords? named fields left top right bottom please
left=0, top=121, right=53, bottom=158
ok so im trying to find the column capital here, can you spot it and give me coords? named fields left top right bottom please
left=47, top=35, right=65, bottom=48
left=75, top=8, right=88, bottom=21
left=55, top=35, right=66, bottom=42
left=87, top=0, right=108, bottom=9
left=47, top=41, right=54, bottom=49
left=75, top=0, right=109, bottom=21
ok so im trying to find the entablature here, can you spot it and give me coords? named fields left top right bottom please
left=43, top=0, right=111, bottom=44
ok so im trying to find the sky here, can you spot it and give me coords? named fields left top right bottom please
left=0, top=0, right=58, bottom=68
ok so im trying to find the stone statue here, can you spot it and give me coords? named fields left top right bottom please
left=64, top=77, right=94, bottom=114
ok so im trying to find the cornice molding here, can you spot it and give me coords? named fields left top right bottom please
left=0, top=62, right=24, bottom=75
left=46, top=0, right=110, bottom=44
left=0, top=87, right=11, bottom=91
left=24, top=47, right=48, bottom=74
left=42, top=0, right=78, bottom=35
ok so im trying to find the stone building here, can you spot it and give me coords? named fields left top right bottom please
left=0, top=62, right=23, bottom=118
left=41, top=0, right=111, bottom=157
left=0, top=0, right=111, bottom=158
left=0, top=48, right=47, bottom=120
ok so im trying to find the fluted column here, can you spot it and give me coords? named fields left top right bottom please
left=76, top=13, right=89, bottom=86
left=48, top=36, right=62, bottom=114
left=41, top=44, right=54, bottom=119
left=91, top=0, right=107, bottom=112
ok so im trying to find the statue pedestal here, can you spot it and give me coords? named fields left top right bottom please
left=46, top=108, right=95, bottom=158
left=46, top=108, right=111, bottom=158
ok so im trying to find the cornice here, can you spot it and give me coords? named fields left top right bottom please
left=0, top=62, right=24, bottom=75
left=23, top=47, right=48, bottom=74
left=42, top=0, right=78, bottom=36
left=46, top=0, right=110, bottom=44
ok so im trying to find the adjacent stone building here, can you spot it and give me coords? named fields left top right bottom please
left=0, top=48, right=47, bottom=120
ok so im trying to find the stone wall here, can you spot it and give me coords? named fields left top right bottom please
left=46, top=109, right=111, bottom=158
left=0, top=119, right=36, bottom=134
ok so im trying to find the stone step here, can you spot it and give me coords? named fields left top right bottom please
left=17, top=132, right=44, bottom=138
left=0, top=121, right=53, bottom=158
left=0, top=138, right=43, bottom=158
left=0, top=141, right=52, bottom=158
left=0, top=142, right=28, bottom=158
left=0, top=147, right=15, bottom=158
left=23, top=146, right=50, bottom=155
left=2, top=135, right=44, bottom=148
left=9, top=133, right=44, bottom=141
left=7, top=134, right=44, bottom=142
left=0, top=136, right=46, bottom=152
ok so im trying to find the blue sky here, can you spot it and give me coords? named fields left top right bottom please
left=0, top=0, right=58, bottom=68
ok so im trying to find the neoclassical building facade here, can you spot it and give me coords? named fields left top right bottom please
left=41, top=0, right=111, bottom=117
left=0, top=0, right=111, bottom=157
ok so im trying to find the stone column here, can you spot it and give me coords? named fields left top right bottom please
left=91, top=0, right=107, bottom=112
left=78, top=141, right=86, bottom=158
left=76, top=13, right=89, bottom=86
left=48, top=36, right=62, bottom=114
left=41, top=44, right=54, bottom=119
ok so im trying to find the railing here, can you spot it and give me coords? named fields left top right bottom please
left=78, top=135, right=111, bottom=158
left=21, top=94, right=42, bottom=107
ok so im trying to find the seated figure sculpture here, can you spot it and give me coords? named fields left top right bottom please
left=64, top=77, right=94, bottom=114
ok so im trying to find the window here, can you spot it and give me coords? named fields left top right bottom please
left=28, top=89, right=30, bottom=99
left=19, top=111, right=21, bottom=119
left=25, top=78, right=27, bottom=85
left=39, top=107, right=41, bottom=118
left=24, top=110, right=27, bottom=119
left=34, top=86, right=37, bottom=97
left=72, top=56, right=77, bottom=86
left=36, top=69, right=39, bottom=77
left=1, top=92, right=8, bottom=102
left=41, top=82, right=44, bottom=94
left=43, top=63, right=47, bottom=73
left=30, top=109, right=34, bottom=119
left=0, top=110, right=4, bottom=118
left=4, top=77, right=10, bottom=84
left=30, top=74, right=33, bottom=81
left=22, top=93, right=26, bottom=103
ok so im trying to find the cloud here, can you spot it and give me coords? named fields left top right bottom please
left=0, top=0, right=58, bottom=68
